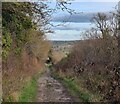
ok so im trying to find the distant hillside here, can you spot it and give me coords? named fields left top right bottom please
left=51, top=40, right=81, bottom=52
left=51, top=40, right=81, bottom=46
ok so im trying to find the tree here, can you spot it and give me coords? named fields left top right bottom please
left=92, top=13, right=110, bottom=39
left=2, top=1, right=75, bottom=60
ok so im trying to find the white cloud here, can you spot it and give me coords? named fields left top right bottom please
left=46, top=28, right=87, bottom=41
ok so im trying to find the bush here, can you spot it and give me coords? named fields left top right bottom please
left=2, top=28, right=12, bottom=60
left=55, top=12, right=120, bottom=101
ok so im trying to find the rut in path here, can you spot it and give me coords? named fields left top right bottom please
left=36, top=69, right=75, bottom=102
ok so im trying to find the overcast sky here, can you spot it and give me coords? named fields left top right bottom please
left=46, top=1, right=118, bottom=41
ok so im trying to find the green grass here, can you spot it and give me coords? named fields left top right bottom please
left=19, top=76, right=37, bottom=102
left=19, top=71, right=45, bottom=102
left=52, top=73, right=91, bottom=102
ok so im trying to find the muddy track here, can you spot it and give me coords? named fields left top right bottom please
left=36, top=69, right=75, bottom=102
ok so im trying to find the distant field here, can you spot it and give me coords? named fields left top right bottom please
left=51, top=40, right=80, bottom=46
left=51, top=40, right=80, bottom=52
left=51, top=40, right=80, bottom=64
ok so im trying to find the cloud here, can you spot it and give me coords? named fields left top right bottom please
left=46, top=30, right=82, bottom=41
left=52, top=13, right=97, bottom=23
left=51, top=22, right=94, bottom=31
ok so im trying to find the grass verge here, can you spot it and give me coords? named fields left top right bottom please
left=52, top=72, right=92, bottom=102
left=19, top=71, right=45, bottom=102
left=19, top=76, right=37, bottom=102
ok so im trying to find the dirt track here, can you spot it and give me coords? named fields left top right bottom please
left=36, top=69, right=74, bottom=102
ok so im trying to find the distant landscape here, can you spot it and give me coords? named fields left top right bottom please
left=2, top=1, right=120, bottom=103
left=51, top=40, right=79, bottom=51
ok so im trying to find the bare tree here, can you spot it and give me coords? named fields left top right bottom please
left=92, top=13, right=111, bottom=39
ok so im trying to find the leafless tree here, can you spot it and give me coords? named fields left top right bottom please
left=92, top=13, right=111, bottom=39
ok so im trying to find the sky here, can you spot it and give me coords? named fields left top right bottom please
left=46, top=1, right=119, bottom=41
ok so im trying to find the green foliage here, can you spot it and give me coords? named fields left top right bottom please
left=2, top=2, right=34, bottom=59
left=2, top=2, right=51, bottom=60
left=2, top=28, right=12, bottom=60
left=15, top=47, right=22, bottom=55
